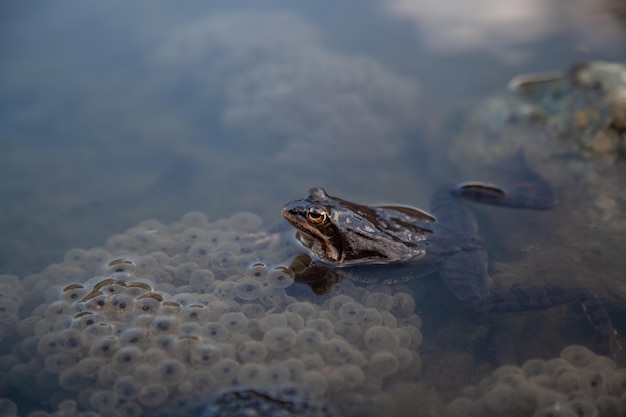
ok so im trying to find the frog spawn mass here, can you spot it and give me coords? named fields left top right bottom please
left=0, top=211, right=424, bottom=417
left=449, top=345, right=626, bottom=417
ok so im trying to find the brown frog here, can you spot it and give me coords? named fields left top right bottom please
left=282, top=152, right=619, bottom=355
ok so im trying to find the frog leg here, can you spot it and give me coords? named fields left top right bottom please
left=437, top=228, right=620, bottom=355
left=432, top=183, right=620, bottom=355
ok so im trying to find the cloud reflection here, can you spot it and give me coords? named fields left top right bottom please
left=384, top=0, right=625, bottom=64
left=155, top=12, right=421, bottom=162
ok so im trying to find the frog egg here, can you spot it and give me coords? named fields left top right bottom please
left=579, top=368, right=607, bottom=397
left=190, top=343, right=222, bottom=367
left=180, top=226, right=208, bottom=244
left=113, top=375, right=141, bottom=400
left=285, top=302, right=318, bottom=322
left=60, top=284, right=89, bottom=303
left=117, top=402, right=142, bottom=417
left=334, top=321, right=362, bottom=343
left=57, top=328, right=82, bottom=353
left=73, top=357, right=102, bottom=379
left=392, top=348, right=412, bottom=369
left=151, top=238, right=181, bottom=255
left=258, top=313, right=288, bottom=332
left=560, top=345, right=596, bottom=368
left=235, top=278, right=263, bottom=301
left=17, top=316, right=41, bottom=338
left=44, top=352, right=76, bottom=374
left=596, top=396, right=620, bottom=417
left=175, top=261, right=199, bottom=280
left=237, top=340, right=268, bottom=362
left=130, top=293, right=160, bottom=314
left=37, top=333, right=60, bottom=355
left=392, top=292, right=416, bottom=315
left=266, top=267, right=295, bottom=289
left=97, top=363, right=121, bottom=389
left=364, top=292, right=394, bottom=311
left=280, top=358, right=305, bottom=383
left=212, top=281, right=238, bottom=300
left=181, top=211, right=209, bottom=226
left=151, top=315, right=181, bottom=334
left=338, top=302, right=365, bottom=324
left=111, top=346, right=144, bottom=369
left=258, top=364, right=287, bottom=388
left=117, top=328, right=147, bottom=347
left=187, top=241, right=213, bottom=259
left=180, top=304, right=209, bottom=322
left=110, top=294, right=134, bottom=318
left=230, top=212, right=263, bottom=231
left=83, top=293, right=111, bottom=312
left=199, top=322, right=229, bottom=342
left=306, top=318, right=334, bottom=339
left=219, top=312, right=249, bottom=333
left=156, top=359, right=186, bottom=386
left=0, top=399, right=17, bottom=417
left=59, top=367, right=93, bottom=392
left=137, top=384, right=169, bottom=408
left=89, top=390, right=119, bottom=412
left=328, top=295, right=356, bottom=316
left=104, top=233, right=132, bottom=252
left=89, top=336, right=122, bottom=358
left=20, top=336, right=39, bottom=357
left=301, top=370, right=328, bottom=397
left=161, top=301, right=182, bottom=315
left=209, top=249, right=239, bottom=270
left=210, top=358, right=240, bottom=384
left=154, top=334, right=180, bottom=352
left=360, top=308, right=383, bottom=329
left=380, top=312, right=398, bottom=328
left=565, top=399, right=597, bottom=417
left=241, top=303, right=266, bottom=319
left=180, top=371, right=214, bottom=397
left=341, top=364, right=366, bottom=389
left=132, top=364, right=157, bottom=385
left=245, top=263, right=268, bottom=279
left=284, top=312, right=304, bottom=331
left=323, top=338, right=355, bottom=364
left=368, top=351, right=399, bottom=378
left=263, top=327, right=297, bottom=351
left=259, top=287, right=287, bottom=307
left=608, top=371, right=626, bottom=397
left=237, top=363, right=268, bottom=387
left=37, top=369, right=59, bottom=389
left=43, top=300, right=73, bottom=322
left=205, top=300, right=230, bottom=319
left=180, top=321, right=200, bottom=335
left=364, top=326, right=400, bottom=352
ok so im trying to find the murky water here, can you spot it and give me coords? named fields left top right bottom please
left=1, top=1, right=625, bottom=416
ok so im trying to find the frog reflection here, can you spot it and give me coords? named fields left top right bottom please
left=282, top=153, right=619, bottom=355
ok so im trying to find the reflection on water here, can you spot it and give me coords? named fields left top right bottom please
left=386, top=0, right=626, bottom=64
left=1, top=1, right=626, bottom=416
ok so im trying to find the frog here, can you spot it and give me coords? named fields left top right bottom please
left=281, top=152, right=620, bottom=355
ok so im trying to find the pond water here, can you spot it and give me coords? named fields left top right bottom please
left=1, top=1, right=626, bottom=416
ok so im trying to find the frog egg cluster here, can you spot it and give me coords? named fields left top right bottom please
left=1, top=211, right=424, bottom=417
left=448, top=345, right=626, bottom=417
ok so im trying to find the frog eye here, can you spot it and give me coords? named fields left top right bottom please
left=306, top=206, right=328, bottom=225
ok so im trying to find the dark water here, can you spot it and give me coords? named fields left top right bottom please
left=1, top=1, right=626, bottom=415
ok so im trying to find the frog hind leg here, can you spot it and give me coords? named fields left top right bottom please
left=440, top=250, right=620, bottom=355
left=432, top=185, right=620, bottom=356
left=452, top=149, right=558, bottom=210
